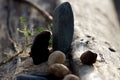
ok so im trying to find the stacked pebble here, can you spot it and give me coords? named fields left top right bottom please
left=48, top=50, right=80, bottom=80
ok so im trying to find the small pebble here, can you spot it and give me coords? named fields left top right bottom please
left=80, top=50, right=97, bottom=65
left=63, top=74, right=80, bottom=80
left=48, top=63, right=70, bottom=77
left=48, top=51, right=66, bottom=65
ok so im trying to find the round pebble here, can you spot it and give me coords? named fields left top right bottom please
left=80, top=50, right=97, bottom=65
left=48, top=63, right=70, bottom=77
left=63, top=74, right=80, bottom=80
left=48, top=51, right=66, bottom=65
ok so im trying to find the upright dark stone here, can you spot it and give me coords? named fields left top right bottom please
left=29, top=31, right=51, bottom=65
left=52, top=2, right=74, bottom=54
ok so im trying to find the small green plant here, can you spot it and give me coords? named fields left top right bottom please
left=19, top=17, right=26, bottom=23
left=17, top=17, right=33, bottom=46
left=17, top=23, right=32, bottom=37
left=18, top=17, right=33, bottom=36
left=17, top=17, right=53, bottom=47
left=49, top=39, right=52, bottom=47
left=39, top=27, right=48, bottom=32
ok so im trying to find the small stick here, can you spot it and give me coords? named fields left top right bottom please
left=0, top=49, right=24, bottom=66
left=15, top=0, right=53, bottom=24
left=0, top=43, right=32, bottom=66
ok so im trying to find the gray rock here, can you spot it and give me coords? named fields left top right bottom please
left=52, top=2, right=74, bottom=54
left=16, top=74, right=47, bottom=80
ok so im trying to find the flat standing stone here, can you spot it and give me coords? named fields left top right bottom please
left=52, top=2, right=74, bottom=54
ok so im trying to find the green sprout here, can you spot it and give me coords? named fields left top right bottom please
left=19, top=17, right=27, bottom=23
left=17, top=17, right=53, bottom=47
left=49, top=39, right=52, bottom=47
left=17, top=17, right=33, bottom=47
left=39, top=27, right=48, bottom=32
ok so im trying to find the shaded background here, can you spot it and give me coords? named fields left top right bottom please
left=0, top=0, right=120, bottom=79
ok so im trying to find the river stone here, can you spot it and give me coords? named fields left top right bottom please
left=52, top=2, right=74, bottom=54
left=16, top=74, right=48, bottom=80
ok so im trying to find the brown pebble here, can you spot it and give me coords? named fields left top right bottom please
left=63, top=74, right=80, bottom=80
left=48, top=51, right=66, bottom=65
left=48, top=63, right=70, bottom=77
left=80, top=50, right=97, bottom=65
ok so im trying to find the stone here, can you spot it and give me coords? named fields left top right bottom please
left=16, top=74, right=48, bottom=80
left=29, top=31, right=51, bottom=65
left=48, top=63, right=70, bottom=77
left=80, top=50, right=97, bottom=65
left=63, top=74, right=80, bottom=80
left=48, top=50, right=66, bottom=65
left=32, top=73, right=62, bottom=80
left=52, top=2, right=74, bottom=54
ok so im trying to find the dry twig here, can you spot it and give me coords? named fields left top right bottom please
left=15, top=0, right=53, bottom=24
left=0, top=49, right=24, bottom=66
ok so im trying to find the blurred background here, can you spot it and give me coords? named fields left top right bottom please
left=0, top=0, right=120, bottom=79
